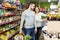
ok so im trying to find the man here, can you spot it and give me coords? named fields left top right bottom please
left=20, top=2, right=37, bottom=40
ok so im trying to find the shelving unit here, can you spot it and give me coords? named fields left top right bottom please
left=0, top=14, right=19, bottom=17
left=0, top=23, right=20, bottom=34
left=8, top=30, right=19, bottom=40
left=0, top=0, right=23, bottom=40
left=0, top=18, right=20, bottom=26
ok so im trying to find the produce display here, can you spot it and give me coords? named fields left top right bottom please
left=0, top=0, right=21, bottom=40
left=47, top=14, right=60, bottom=18
left=0, top=16, right=20, bottom=24
left=46, top=13, right=60, bottom=20
left=0, top=24, right=20, bottom=40
left=3, top=2, right=17, bottom=9
left=41, top=16, right=47, bottom=19
left=0, top=22, right=20, bottom=33
left=0, top=29, right=15, bottom=40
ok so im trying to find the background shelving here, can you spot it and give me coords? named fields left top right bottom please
left=0, top=0, right=24, bottom=40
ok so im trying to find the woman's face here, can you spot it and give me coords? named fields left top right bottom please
left=35, top=7, right=39, bottom=13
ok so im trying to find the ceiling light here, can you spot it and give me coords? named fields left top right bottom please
left=48, top=0, right=51, bottom=2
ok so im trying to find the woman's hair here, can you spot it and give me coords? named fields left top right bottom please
left=34, top=6, right=40, bottom=13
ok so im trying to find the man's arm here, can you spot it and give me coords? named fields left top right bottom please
left=34, top=13, right=37, bottom=33
left=20, top=12, right=25, bottom=33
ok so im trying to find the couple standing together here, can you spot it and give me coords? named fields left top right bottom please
left=20, top=2, right=46, bottom=40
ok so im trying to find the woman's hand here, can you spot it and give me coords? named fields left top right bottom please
left=35, top=29, right=37, bottom=33
left=43, top=18, right=47, bottom=22
left=19, top=29, right=23, bottom=33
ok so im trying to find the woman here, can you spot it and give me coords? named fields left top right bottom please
left=35, top=7, right=46, bottom=40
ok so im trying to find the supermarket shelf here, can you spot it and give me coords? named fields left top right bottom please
left=0, top=18, right=20, bottom=26
left=17, top=9, right=24, bottom=11
left=4, top=7, right=17, bottom=10
left=0, top=7, right=24, bottom=11
left=0, top=14, right=19, bottom=17
left=0, top=7, right=15, bottom=9
left=8, top=30, right=19, bottom=40
left=1, top=7, right=24, bottom=10
left=0, top=1, right=21, bottom=40
left=0, top=7, right=4, bottom=9
left=0, top=23, right=20, bottom=34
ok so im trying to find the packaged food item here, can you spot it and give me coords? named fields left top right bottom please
left=0, top=10, right=3, bottom=14
left=4, top=32, right=10, bottom=38
left=2, top=28, right=6, bottom=31
left=14, top=33, right=23, bottom=40
left=0, top=35, right=5, bottom=40
left=3, top=2, right=11, bottom=8
left=14, top=35, right=19, bottom=40
left=18, top=34, right=23, bottom=40
left=0, top=27, right=3, bottom=33
left=0, top=20, right=2, bottom=23
left=58, top=32, right=60, bottom=39
left=10, top=29, right=15, bottom=35
left=8, top=17, right=13, bottom=22
left=0, top=34, right=9, bottom=40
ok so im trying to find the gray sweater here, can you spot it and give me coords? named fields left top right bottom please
left=35, top=12, right=46, bottom=27
left=20, top=9, right=37, bottom=30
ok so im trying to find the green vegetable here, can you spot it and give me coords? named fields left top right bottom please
left=41, top=16, right=47, bottom=19
left=24, top=35, right=32, bottom=40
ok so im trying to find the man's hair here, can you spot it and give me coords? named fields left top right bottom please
left=26, top=2, right=35, bottom=9
left=28, top=2, right=35, bottom=6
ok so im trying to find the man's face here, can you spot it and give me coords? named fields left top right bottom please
left=30, top=4, right=35, bottom=10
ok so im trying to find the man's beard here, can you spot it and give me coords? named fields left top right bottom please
left=31, top=8, right=34, bottom=11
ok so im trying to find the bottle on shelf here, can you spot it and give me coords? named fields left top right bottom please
left=58, top=32, right=60, bottom=39
left=52, top=32, right=56, bottom=39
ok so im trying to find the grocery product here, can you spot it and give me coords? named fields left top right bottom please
left=0, top=27, right=3, bottom=33
left=3, top=2, right=11, bottom=8
left=9, top=29, right=15, bottom=35
left=41, top=16, right=47, bottom=19
left=0, top=10, right=3, bottom=14
left=14, top=26, right=20, bottom=31
left=0, top=0, right=21, bottom=40
left=0, top=20, right=2, bottom=23
left=14, top=33, right=23, bottom=40
left=0, top=34, right=9, bottom=40
left=14, top=35, right=19, bottom=40
left=0, top=34, right=5, bottom=40
left=24, top=35, right=32, bottom=40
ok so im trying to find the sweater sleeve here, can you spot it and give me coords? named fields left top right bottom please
left=20, top=11, right=25, bottom=31
left=34, top=13, right=37, bottom=30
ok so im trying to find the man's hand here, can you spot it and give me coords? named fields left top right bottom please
left=19, top=29, right=23, bottom=33
left=19, top=29, right=25, bottom=35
